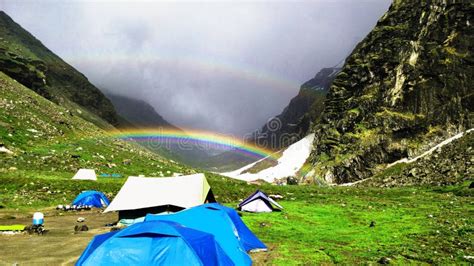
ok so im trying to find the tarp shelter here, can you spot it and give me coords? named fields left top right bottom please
left=72, top=169, right=97, bottom=181
left=73, top=190, right=110, bottom=208
left=104, top=174, right=216, bottom=219
left=146, top=203, right=267, bottom=266
left=238, top=190, right=283, bottom=213
left=75, top=220, right=233, bottom=266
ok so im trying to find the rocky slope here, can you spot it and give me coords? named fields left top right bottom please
left=0, top=11, right=120, bottom=127
left=363, top=129, right=473, bottom=187
left=306, top=1, right=473, bottom=184
left=252, top=67, right=340, bottom=149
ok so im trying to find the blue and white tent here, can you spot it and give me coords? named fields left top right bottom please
left=145, top=203, right=266, bottom=266
left=76, top=220, right=233, bottom=266
left=72, top=190, right=110, bottom=208
left=238, top=190, right=283, bottom=213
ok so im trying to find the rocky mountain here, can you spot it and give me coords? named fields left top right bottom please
left=305, top=1, right=473, bottom=184
left=0, top=11, right=120, bottom=127
left=105, top=93, right=177, bottom=130
left=252, top=67, right=340, bottom=150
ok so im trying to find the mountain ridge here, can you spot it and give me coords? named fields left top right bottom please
left=251, top=67, right=340, bottom=150
left=105, top=92, right=178, bottom=130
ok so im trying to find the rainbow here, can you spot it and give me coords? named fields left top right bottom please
left=68, top=53, right=300, bottom=92
left=106, top=128, right=278, bottom=160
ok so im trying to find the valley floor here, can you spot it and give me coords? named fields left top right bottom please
left=0, top=172, right=472, bottom=265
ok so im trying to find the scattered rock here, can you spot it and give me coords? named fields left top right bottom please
left=378, top=257, right=391, bottom=264
left=0, top=146, right=13, bottom=154
left=269, top=194, right=284, bottom=200
left=74, top=224, right=88, bottom=232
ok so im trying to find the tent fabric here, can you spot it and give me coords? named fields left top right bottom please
left=76, top=230, right=119, bottom=266
left=72, top=169, right=97, bottom=181
left=145, top=203, right=266, bottom=265
left=241, top=199, right=273, bottom=213
left=72, top=190, right=110, bottom=208
left=238, top=190, right=283, bottom=212
left=104, top=174, right=215, bottom=214
left=76, top=220, right=233, bottom=266
left=204, top=203, right=267, bottom=252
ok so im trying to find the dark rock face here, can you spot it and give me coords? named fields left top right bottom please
left=252, top=67, right=340, bottom=150
left=307, top=2, right=474, bottom=184
left=0, top=11, right=120, bottom=126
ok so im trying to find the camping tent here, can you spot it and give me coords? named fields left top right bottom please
left=72, top=169, right=97, bottom=181
left=76, top=220, right=233, bottom=266
left=104, top=174, right=216, bottom=219
left=145, top=203, right=267, bottom=266
left=72, top=190, right=110, bottom=208
left=238, top=190, right=283, bottom=213
left=200, top=203, right=267, bottom=252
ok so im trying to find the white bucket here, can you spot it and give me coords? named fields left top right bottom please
left=33, top=212, right=44, bottom=225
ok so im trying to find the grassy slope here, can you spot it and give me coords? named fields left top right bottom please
left=0, top=11, right=119, bottom=126
left=0, top=70, right=191, bottom=182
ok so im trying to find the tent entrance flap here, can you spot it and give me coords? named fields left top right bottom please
left=118, top=205, right=185, bottom=220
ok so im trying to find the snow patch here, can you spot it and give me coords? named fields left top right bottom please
left=221, top=134, right=315, bottom=183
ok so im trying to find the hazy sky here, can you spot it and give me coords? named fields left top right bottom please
left=1, top=0, right=391, bottom=136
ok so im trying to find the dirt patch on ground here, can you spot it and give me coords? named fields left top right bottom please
left=0, top=209, right=117, bottom=265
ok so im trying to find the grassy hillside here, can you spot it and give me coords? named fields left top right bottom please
left=0, top=71, right=191, bottom=179
left=0, top=11, right=120, bottom=126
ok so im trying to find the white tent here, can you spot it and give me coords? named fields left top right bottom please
left=104, top=174, right=215, bottom=219
left=72, top=169, right=97, bottom=181
left=241, top=199, right=274, bottom=213
left=238, top=190, right=283, bottom=213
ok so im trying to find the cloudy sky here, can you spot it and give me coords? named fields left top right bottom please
left=1, top=0, right=391, bottom=136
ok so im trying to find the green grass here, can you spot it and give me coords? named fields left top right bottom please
left=241, top=185, right=474, bottom=264
left=0, top=170, right=472, bottom=264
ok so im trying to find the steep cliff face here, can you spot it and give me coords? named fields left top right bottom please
left=0, top=11, right=120, bottom=126
left=253, top=67, right=340, bottom=149
left=307, top=1, right=473, bottom=184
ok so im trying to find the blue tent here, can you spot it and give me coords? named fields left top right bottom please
left=76, top=220, right=233, bottom=266
left=145, top=203, right=266, bottom=265
left=204, top=203, right=267, bottom=251
left=72, top=190, right=110, bottom=208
